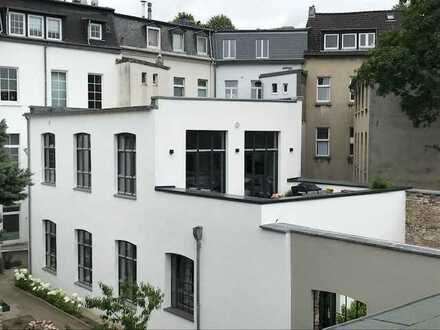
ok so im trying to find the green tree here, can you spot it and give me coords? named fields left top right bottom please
left=205, top=14, right=235, bottom=31
left=354, top=0, right=440, bottom=127
left=0, top=119, right=32, bottom=205
left=85, top=282, right=164, bottom=330
left=336, top=301, right=367, bottom=323
left=172, top=12, right=201, bottom=26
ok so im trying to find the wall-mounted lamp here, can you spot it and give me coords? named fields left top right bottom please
left=169, top=149, right=174, bottom=155
left=289, top=148, right=294, bottom=153
left=234, top=122, right=240, bottom=129
left=235, top=148, right=240, bottom=153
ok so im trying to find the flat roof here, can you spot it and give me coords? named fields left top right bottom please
left=324, top=293, right=440, bottom=329
left=288, top=177, right=370, bottom=188
left=25, top=106, right=153, bottom=118
left=151, top=96, right=300, bottom=103
left=261, top=223, right=440, bottom=259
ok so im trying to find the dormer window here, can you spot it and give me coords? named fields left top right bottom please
left=147, top=26, right=160, bottom=49
left=197, top=36, right=208, bottom=55
left=386, top=13, right=395, bottom=21
left=28, top=15, right=44, bottom=38
left=342, top=34, right=357, bottom=50
left=46, top=17, right=62, bottom=41
left=359, top=33, right=375, bottom=49
left=172, top=32, right=184, bottom=52
left=324, top=34, right=339, bottom=50
left=9, top=12, right=25, bottom=37
left=89, top=23, right=102, bottom=40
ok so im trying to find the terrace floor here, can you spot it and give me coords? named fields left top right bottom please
left=0, top=270, right=90, bottom=329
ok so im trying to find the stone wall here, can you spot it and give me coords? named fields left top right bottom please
left=406, top=189, right=440, bottom=248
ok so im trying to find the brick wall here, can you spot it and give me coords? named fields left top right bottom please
left=406, top=189, right=440, bottom=248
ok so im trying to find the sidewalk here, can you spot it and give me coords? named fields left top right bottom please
left=0, top=270, right=90, bottom=329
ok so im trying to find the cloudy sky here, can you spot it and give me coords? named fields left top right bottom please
left=98, top=0, right=397, bottom=29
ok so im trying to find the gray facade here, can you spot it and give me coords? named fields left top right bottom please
left=214, top=30, right=308, bottom=62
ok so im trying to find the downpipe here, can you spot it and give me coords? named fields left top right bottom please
left=193, top=226, right=203, bottom=330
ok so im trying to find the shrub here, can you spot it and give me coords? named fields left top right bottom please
left=370, top=177, right=391, bottom=189
left=26, top=320, right=58, bottom=330
left=14, top=269, right=83, bottom=316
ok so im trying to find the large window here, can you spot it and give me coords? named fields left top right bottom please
left=223, top=40, right=236, bottom=59
left=359, top=33, right=375, bottom=49
left=317, top=77, right=331, bottom=103
left=118, top=241, right=137, bottom=297
left=0, top=67, right=18, bottom=102
left=197, top=36, right=208, bottom=55
left=5, top=134, right=19, bottom=166
left=76, top=133, right=91, bottom=189
left=186, top=130, right=226, bottom=193
left=51, top=71, right=66, bottom=107
left=46, top=17, right=62, bottom=41
left=324, top=34, right=339, bottom=50
left=173, top=77, right=185, bottom=97
left=251, top=80, right=263, bottom=99
left=245, top=131, right=278, bottom=198
left=225, top=80, right=238, bottom=99
left=172, top=33, right=185, bottom=52
left=117, top=134, right=136, bottom=196
left=256, top=39, right=269, bottom=59
left=147, top=26, right=160, bottom=48
left=43, top=133, right=56, bottom=184
left=77, top=230, right=92, bottom=287
left=88, top=74, right=102, bottom=109
left=89, top=23, right=102, bottom=40
left=1, top=205, right=20, bottom=241
left=197, top=79, right=208, bottom=97
left=9, top=12, right=25, bottom=36
left=44, top=220, right=57, bottom=272
left=316, top=128, right=330, bottom=157
left=28, top=15, right=44, bottom=38
left=170, top=254, right=194, bottom=316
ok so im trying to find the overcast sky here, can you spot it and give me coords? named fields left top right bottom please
left=98, top=0, right=397, bottom=29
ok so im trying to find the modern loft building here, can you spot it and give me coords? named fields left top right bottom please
left=25, top=97, right=440, bottom=329
left=214, top=29, right=308, bottom=100
left=302, top=6, right=400, bottom=182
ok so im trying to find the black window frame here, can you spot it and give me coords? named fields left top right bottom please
left=43, top=133, right=56, bottom=184
left=77, top=230, right=92, bottom=287
left=1, top=205, right=20, bottom=241
left=245, top=131, right=279, bottom=198
left=76, top=133, right=91, bottom=189
left=118, top=240, right=137, bottom=298
left=171, top=254, right=194, bottom=317
left=186, top=130, right=226, bottom=193
left=116, top=133, right=136, bottom=196
left=88, top=74, right=102, bottom=109
left=44, top=220, right=57, bottom=272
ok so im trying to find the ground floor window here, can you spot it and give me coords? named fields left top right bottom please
left=186, top=130, right=226, bottom=193
left=77, top=230, right=92, bottom=287
left=1, top=205, right=20, bottom=241
left=245, top=131, right=278, bottom=198
left=44, top=220, right=57, bottom=272
left=170, top=254, right=194, bottom=316
left=118, top=240, right=137, bottom=298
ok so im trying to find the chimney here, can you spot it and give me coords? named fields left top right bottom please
left=308, top=5, right=316, bottom=18
left=147, top=2, right=152, bottom=20
left=141, top=0, right=147, bottom=18
left=91, top=0, right=99, bottom=6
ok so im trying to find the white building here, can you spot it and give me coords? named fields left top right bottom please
left=24, top=97, right=435, bottom=330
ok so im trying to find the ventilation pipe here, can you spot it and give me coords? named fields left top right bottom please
left=140, top=0, right=147, bottom=18
left=193, top=226, right=203, bottom=330
left=147, top=2, right=152, bottom=20
left=309, top=5, right=316, bottom=18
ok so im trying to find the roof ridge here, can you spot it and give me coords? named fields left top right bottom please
left=315, top=9, right=396, bottom=16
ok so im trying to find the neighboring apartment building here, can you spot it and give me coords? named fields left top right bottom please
left=0, top=0, right=121, bottom=252
left=353, top=84, right=440, bottom=189
left=303, top=6, right=400, bottom=181
left=214, top=29, right=308, bottom=100
left=25, top=98, right=440, bottom=329
left=113, top=9, right=215, bottom=105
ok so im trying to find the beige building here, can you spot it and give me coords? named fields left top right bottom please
left=303, top=7, right=400, bottom=182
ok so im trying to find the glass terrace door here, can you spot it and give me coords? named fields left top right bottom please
left=245, top=131, right=278, bottom=198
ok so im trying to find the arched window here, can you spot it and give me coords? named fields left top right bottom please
left=75, top=133, right=91, bottom=189
left=42, top=133, right=56, bottom=184
left=77, top=229, right=92, bottom=287
left=117, top=240, right=137, bottom=298
left=116, top=133, right=136, bottom=196
left=43, top=220, right=56, bottom=272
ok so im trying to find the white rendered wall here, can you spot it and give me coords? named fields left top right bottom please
left=216, top=64, right=302, bottom=99
left=261, top=190, right=406, bottom=242
left=260, top=73, right=298, bottom=99
left=154, top=98, right=303, bottom=195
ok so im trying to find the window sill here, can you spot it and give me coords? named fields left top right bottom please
left=73, top=187, right=92, bottom=193
left=164, top=307, right=194, bottom=322
left=315, top=156, right=331, bottom=161
left=0, top=102, right=22, bottom=107
left=315, top=102, right=332, bottom=107
left=42, top=267, right=57, bottom=276
left=41, top=182, right=56, bottom=187
left=114, top=193, right=137, bottom=201
left=74, top=281, right=92, bottom=292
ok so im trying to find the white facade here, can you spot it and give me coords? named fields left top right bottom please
left=0, top=39, right=120, bottom=247
left=216, top=64, right=302, bottom=99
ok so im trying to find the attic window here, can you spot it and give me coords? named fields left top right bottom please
left=324, top=34, right=339, bottom=50
left=172, top=32, right=184, bottom=52
left=147, top=26, right=160, bottom=49
left=89, top=23, right=102, bottom=40
left=386, top=13, right=395, bottom=21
